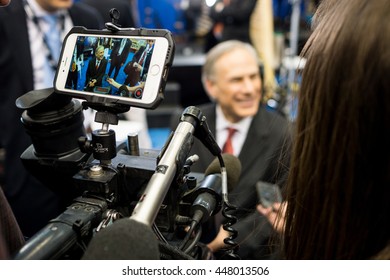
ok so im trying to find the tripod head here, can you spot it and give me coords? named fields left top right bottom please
left=78, top=102, right=130, bottom=164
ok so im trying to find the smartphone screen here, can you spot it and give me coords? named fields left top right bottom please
left=256, top=181, right=282, bottom=208
left=55, top=32, right=171, bottom=108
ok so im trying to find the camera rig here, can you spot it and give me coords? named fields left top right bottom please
left=13, top=12, right=239, bottom=260
left=14, top=87, right=240, bottom=260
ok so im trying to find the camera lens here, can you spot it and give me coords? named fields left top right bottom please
left=18, top=90, right=86, bottom=157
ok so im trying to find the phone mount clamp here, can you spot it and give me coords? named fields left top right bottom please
left=105, top=8, right=124, bottom=32
left=109, top=8, right=121, bottom=27
left=78, top=102, right=130, bottom=165
left=105, top=8, right=137, bottom=33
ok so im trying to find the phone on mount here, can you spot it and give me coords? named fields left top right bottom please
left=54, top=26, right=175, bottom=109
left=256, top=181, right=282, bottom=208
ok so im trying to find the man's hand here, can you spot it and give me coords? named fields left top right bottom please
left=88, top=79, right=97, bottom=87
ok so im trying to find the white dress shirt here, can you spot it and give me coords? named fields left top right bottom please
left=215, top=105, right=253, bottom=157
left=25, top=0, right=73, bottom=89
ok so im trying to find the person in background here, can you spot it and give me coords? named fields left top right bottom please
left=209, top=0, right=257, bottom=45
left=258, top=0, right=390, bottom=259
left=171, top=40, right=291, bottom=259
left=0, top=0, right=25, bottom=261
left=0, top=0, right=103, bottom=238
left=123, top=39, right=154, bottom=87
left=209, top=0, right=278, bottom=103
left=107, top=38, right=131, bottom=80
left=84, top=44, right=107, bottom=91
left=82, top=0, right=136, bottom=28
left=249, top=0, right=276, bottom=101
left=66, top=36, right=85, bottom=90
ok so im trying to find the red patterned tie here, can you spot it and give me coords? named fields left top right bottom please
left=222, top=127, right=236, bottom=154
left=138, top=49, right=146, bottom=66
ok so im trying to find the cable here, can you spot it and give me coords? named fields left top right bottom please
left=178, top=220, right=197, bottom=250
left=152, top=223, right=168, bottom=244
left=183, top=226, right=202, bottom=254
left=217, top=153, right=240, bottom=259
left=159, top=242, right=195, bottom=260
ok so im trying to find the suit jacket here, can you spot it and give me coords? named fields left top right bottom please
left=110, top=38, right=131, bottom=66
left=125, top=45, right=152, bottom=85
left=171, top=103, right=292, bottom=259
left=132, top=45, right=152, bottom=79
left=85, top=57, right=108, bottom=89
left=0, top=0, right=103, bottom=237
left=185, top=103, right=290, bottom=208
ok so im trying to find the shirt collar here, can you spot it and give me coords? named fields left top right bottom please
left=215, top=105, right=253, bottom=134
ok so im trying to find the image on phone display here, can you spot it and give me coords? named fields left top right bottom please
left=64, top=35, right=156, bottom=100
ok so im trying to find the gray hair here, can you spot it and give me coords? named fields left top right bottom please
left=201, top=40, right=259, bottom=88
left=95, top=45, right=105, bottom=53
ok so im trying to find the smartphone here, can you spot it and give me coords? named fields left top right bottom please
left=256, top=181, right=282, bottom=208
left=54, top=27, right=175, bottom=109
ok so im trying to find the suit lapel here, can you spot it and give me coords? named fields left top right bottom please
left=238, top=107, right=269, bottom=176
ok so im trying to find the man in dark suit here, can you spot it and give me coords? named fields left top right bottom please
left=66, top=36, right=85, bottom=90
left=124, top=39, right=154, bottom=86
left=0, top=0, right=103, bottom=238
left=84, top=45, right=108, bottom=91
left=171, top=40, right=291, bottom=259
left=107, top=38, right=131, bottom=80
left=0, top=0, right=25, bottom=260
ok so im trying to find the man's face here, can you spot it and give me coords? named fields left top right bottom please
left=206, top=48, right=262, bottom=123
left=147, top=39, right=154, bottom=47
left=35, top=0, right=73, bottom=12
left=95, top=48, right=104, bottom=61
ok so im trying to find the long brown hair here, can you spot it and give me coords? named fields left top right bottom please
left=284, top=0, right=390, bottom=259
